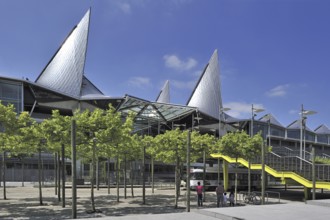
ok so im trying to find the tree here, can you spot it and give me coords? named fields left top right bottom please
left=14, top=112, right=38, bottom=187
left=153, top=129, right=189, bottom=208
left=241, top=132, right=263, bottom=194
left=42, top=110, right=71, bottom=206
left=0, top=102, right=18, bottom=199
left=219, top=130, right=249, bottom=203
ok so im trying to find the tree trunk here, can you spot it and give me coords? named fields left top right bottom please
left=174, top=156, right=180, bottom=209
left=21, top=158, right=24, bottom=187
left=91, top=140, right=96, bottom=212
left=38, top=149, right=43, bottom=205
left=2, top=151, right=6, bottom=200
left=151, top=156, right=154, bottom=194
left=248, top=161, right=251, bottom=194
left=116, top=157, right=120, bottom=203
left=142, top=145, right=146, bottom=205
left=130, top=161, right=134, bottom=198
left=57, top=151, right=61, bottom=202
left=107, top=158, right=111, bottom=195
left=96, top=158, right=99, bottom=191
left=124, top=154, right=127, bottom=199
left=54, top=153, right=57, bottom=195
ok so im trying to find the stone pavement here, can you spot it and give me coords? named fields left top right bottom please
left=0, top=182, right=330, bottom=220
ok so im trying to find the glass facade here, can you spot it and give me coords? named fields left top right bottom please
left=287, top=130, right=301, bottom=139
left=317, top=134, right=328, bottom=144
left=0, top=79, right=23, bottom=113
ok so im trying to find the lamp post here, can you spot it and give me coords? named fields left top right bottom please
left=218, top=106, right=230, bottom=186
left=250, top=105, right=264, bottom=196
left=251, top=104, right=265, bottom=137
left=299, top=104, right=317, bottom=170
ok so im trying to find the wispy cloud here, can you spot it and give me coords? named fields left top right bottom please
left=266, top=84, right=290, bottom=97
left=163, top=54, right=197, bottom=71
left=224, top=102, right=265, bottom=119
left=128, top=77, right=151, bottom=88
left=117, top=2, right=132, bottom=14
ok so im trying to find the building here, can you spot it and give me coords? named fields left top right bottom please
left=1, top=9, right=330, bottom=191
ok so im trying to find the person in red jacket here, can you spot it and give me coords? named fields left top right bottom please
left=196, top=182, right=203, bottom=207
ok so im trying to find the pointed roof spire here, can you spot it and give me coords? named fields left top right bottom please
left=186, top=50, right=222, bottom=119
left=259, top=113, right=284, bottom=127
left=315, top=124, right=330, bottom=134
left=156, top=80, right=170, bottom=103
left=287, top=119, right=313, bottom=132
left=35, top=9, right=91, bottom=98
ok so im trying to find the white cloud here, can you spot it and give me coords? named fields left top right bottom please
left=163, top=54, right=197, bottom=71
left=266, top=84, right=290, bottom=97
left=117, top=2, right=131, bottom=14
left=224, top=102, right=265, bottom=119
left=128, top=77, right=151, bottom=88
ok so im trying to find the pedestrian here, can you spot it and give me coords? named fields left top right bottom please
left=223, top=192, right=228, bottom=206
left=215, top=183, right=224, bottom=207
left=229, top=191, right=235, bottom=206
left=196, top=182, right=203, bottom=207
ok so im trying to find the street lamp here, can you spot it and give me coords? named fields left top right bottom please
left=251, top=104, right=265, bottom=137
left=299, top=104, right=317, bottom=170
left=263, top=114, right=272, bottom=146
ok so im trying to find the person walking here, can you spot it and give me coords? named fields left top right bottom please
left=216, top=183, right=224, bottom=207
left=196, top=182, right=203, bottom=207
left=229, top=191, right=235, bottom=206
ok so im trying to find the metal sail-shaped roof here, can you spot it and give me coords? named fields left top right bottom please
left=35, top=9, right=91, bottom=98
left=259, top=113, right=284, bottom=127
left=80, top=76, right=104, bottom=98
left=186, top=50, right=222, bottom=119
left=315, top=124, right=330, bottom=134
left=287, top=119, right=313, bottom=132
left=156, top=80, right=170, bottom=103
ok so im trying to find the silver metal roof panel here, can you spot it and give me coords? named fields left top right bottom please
left=187, top=50, right=222, bottom=119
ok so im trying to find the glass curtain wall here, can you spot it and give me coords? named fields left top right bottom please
left=0, top=80, right=23, bottom=113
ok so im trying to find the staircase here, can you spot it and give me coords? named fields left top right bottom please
left=211, top=149, right=330, bottom=190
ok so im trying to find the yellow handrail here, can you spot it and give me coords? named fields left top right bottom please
left=211, top=153, right=330, bottom=190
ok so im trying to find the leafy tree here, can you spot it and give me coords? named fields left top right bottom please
left=42, top=110, right=71, bottom=205
left=219, top=130, right=249, bottom=202
left=241, top=132, right=263, bottom=194
left=0, top=102, right=18, bottom=199
left=14, top=112, right=37, bottom=187
left=153, top=129, right=189, bottom=208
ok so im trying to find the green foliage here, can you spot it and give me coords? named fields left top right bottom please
left=153, top=129, right=189, bottom=164
left=218, top=131, right=265, bottom=160
left=315, top=156, right=330, bottom=164
left=42, top=110, right=71, bottom=154
left=0, top=102, right=18, bottom=151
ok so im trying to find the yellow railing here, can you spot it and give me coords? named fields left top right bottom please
left=211, top=153, right=330, bottom=190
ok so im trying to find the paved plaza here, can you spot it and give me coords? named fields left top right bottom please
left=0, top=183, right=330, bottom=219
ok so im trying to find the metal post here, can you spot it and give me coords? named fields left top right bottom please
left=300, top=104, right=303, bottom=170
left=203, top=149, right=206, bottom=202
left=261, top=140, right=266, bottom=205
left=186, top=130, right=191, bottom=212
left=142, top=144, right=146, bottom=205
left=251, top=104, right=254, bottom=137
left=312, top=147, right=316, bottom=200
left=71, top=120, right=77, bottom=219
left=61, top=144, right=65, bottom=208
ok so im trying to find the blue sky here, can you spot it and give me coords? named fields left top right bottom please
left=1, top=0, right=330, bottom=129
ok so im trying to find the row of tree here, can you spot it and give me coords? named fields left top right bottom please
left=0, top=102, right=265, bottom=211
